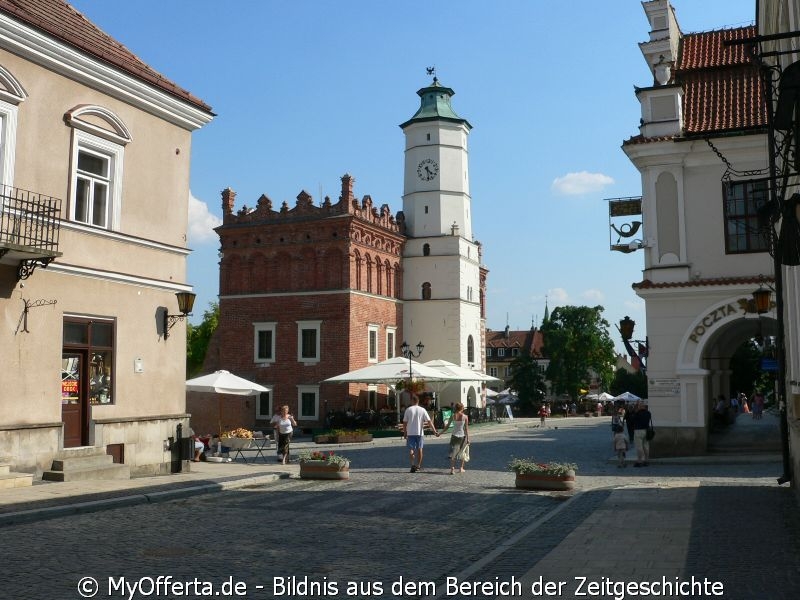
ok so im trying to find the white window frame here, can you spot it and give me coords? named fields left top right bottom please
left=368, top=324, right=379, bottom=363
left=0, top=99, right=19, bottom=187
left=297, top=320, right=322, bottom=364
left=498, top=348, right=506, bottom=357
left=297, top=385, right=319, bottom=420
left=489, top=367, right=498, bottom=377
left=253, top=321, right=277, bottom=364
left=255, top=389, right=273, bottom=419
left=70, top=129, right=124, bottom=230
left=386, top=328, right=396, bottom=359
left=367, top=385, right=378, bottom=410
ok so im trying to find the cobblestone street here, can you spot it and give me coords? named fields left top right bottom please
left=3, top=417, right=799, bottom=599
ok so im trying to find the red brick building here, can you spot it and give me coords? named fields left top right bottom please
left=194, top=174, right=407, bottom=431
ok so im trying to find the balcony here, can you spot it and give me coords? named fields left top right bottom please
left=0, top=185, right=62, bottom=280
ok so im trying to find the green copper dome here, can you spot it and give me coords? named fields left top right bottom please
left=400, top=77, right=472, bottom=130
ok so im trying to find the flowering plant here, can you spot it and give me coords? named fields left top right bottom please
left=396, top=379, right=427, bottom=395
left=508, top=457, right=577, bottom=476
left=298, top=450, right=350, bottom=468
left=220, top=428, right=253, bottom=439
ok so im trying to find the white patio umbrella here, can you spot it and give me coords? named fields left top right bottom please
left=186, top=370, right=270, bottom=433
left=322, top=356, right=460, bottom=385
left=423, top=359, right=502, bottom=383
left=613, top=391, right=641, bottom=402
left=598, top=392, right=615, bottom=401
left=485, top=388, right=500, bottom=397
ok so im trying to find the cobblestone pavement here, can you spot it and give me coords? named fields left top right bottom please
left=3, top=417, right=798, bottom=599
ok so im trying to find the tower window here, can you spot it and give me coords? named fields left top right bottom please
left=423, top=243, right=430, bottom=256
left=426, top=133, right=431, bottom=141
left=422, top=282, right=432, bottom=300
left=425, top=206, right=429, bottom=214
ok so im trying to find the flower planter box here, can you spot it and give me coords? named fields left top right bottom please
left=299, top=460, right=350, bottom=480
left=315, top=434, right=373, bottom=444
left=514, top=470, right=576, bottom=491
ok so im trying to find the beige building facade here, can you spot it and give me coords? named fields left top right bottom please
left=0, top=1, right=212, bottom=477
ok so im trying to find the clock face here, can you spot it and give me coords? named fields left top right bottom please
left=417, top=158, right=439, bottom=181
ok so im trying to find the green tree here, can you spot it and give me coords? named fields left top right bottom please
left=186, top=302, right=219, bottom=377
left=541, top=305, right=616, bottom=401
left=508, top=351, right=547, bottom=415
left=609, top=367, right=647, bottom=399
left=729, top=338, right=773, bottom=396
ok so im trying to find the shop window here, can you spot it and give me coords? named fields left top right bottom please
left=62, top=317, right=115, bottom=405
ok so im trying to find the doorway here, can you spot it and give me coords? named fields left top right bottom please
left=61, top=350, right=88, bottom=447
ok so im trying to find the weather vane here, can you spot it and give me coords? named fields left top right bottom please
left=426, top=66, right=436, bottom=77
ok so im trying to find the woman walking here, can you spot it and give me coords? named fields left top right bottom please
left=442, top=402, right=470, bottom=474
left=273, top=405, right=297, bottom=464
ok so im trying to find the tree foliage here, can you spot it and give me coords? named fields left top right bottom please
left=508, top=351, right=547, bottom=414
left=541, top=305, right=616, bottom=401
left=729, top=338, right=773, bottom=396
left=610, top=367, right=647, bottom=399
left=186, top=302, right=219, bottom=377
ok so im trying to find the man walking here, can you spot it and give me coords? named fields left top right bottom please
left=401, top=385, right=439, bottom=472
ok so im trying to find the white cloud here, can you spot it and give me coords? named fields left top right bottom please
left=547, top=287, right=570, bottom=305
left=188, top=191, right=222, bottom=244
left=581, top=289, right=605, bottom=304
left=551, top=171, right=615, bottom=196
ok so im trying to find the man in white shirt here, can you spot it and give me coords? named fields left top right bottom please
left=401, top=388, right=439, bottom=472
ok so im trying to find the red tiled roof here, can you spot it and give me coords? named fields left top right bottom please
left=624, top=26, right=766, bottom=146
left=677, top=27, right=766, bottom=135
left=0, top=0, right=212, bottom=112
left=485, top=328, right=544, bottom=357
left=633, top=275, right=773, bottom=290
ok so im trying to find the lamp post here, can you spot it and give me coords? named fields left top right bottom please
left=617, top=316, right=648, bottom=375
left=400, top=341, right=424, bottom=380
left=163, top=291, right=196, bottom=340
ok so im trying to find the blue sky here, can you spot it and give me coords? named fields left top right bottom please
left=70, top=0, right=756, bottom=353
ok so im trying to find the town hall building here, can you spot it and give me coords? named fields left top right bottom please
left=198, top=78, right=488, bottom=432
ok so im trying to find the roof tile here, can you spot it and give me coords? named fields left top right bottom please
left=0, top=0, right=211, bottom=112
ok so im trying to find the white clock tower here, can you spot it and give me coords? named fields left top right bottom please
left=400, top=77, right=485, bottom=407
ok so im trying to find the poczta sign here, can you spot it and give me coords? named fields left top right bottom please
left=688, top=303, right=740, bottom=344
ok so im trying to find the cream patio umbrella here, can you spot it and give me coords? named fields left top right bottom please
left=185, top=370, right=270, bottom=434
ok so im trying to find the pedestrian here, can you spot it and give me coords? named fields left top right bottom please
left=401, top=385, right=439, bottom=472
left=624, top=404, right=636, bottom=444
left=273, top=405, right=297, bottom=464
left=752, top=391, right=765, bottom=420
left=730, top=393, right=739, bottom=415
left=538, top=404, right=548, bottom=427
left=632, top=401, right=653, bottom=467
left=740, top=392, right=750, bottom=414
left=611, top=407, right=624, bottom=434
left=442, top=402, right=469, bottom=474
left=613, top=427, right=629, bottom=468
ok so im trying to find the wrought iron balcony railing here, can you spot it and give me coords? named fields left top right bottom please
left=0, top=184, right=62, bottom=279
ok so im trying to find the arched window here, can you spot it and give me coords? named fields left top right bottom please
left=422, top=282, right=431, bottom=300
left=423, top=243, right=430, bottom=256
left=467, top=335, right=475, bottom=364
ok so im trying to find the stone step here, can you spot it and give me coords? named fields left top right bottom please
left=0, top=471, right=34, bottom=489
left=41, top=446, right=131, bottom=482
left=0, top=463, right=10, bottom=475
left=50, top=453, right=115, bottom=472
left=42, top=463, right=130, bottom=482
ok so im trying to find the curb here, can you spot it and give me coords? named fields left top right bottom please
left=0, top=472, right=290, bottom=527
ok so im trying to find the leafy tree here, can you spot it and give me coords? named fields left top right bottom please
left=508, top=351, right=547, bottom=415
left=186, top=302, right=219, bottom=377
left=729, top=338, right=773, bottom=397
left=540, top=305, right=616, bottom=401
left=610, top=367, right=647, bottom=399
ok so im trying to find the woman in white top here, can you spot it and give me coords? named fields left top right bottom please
left=442, top=402, right=470, bottom=474
left=274, top=405, right=297, bottom=464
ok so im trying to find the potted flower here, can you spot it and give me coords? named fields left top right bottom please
left=219, top=427, right=254, bottom=450
left=508, top=457, right=577, bottom=491
left=315, top=428, right=373, bottom=444
left=298, top=450, right=350, bottom=480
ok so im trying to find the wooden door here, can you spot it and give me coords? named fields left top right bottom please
left=61, top=351, right=88, bottom=447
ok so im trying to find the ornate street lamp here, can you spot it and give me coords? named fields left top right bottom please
left=617, top=316, right=648, bottom=374
left=400, top=341, right=424, bottom=380
left=163, top=291, right=196, bottom=340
